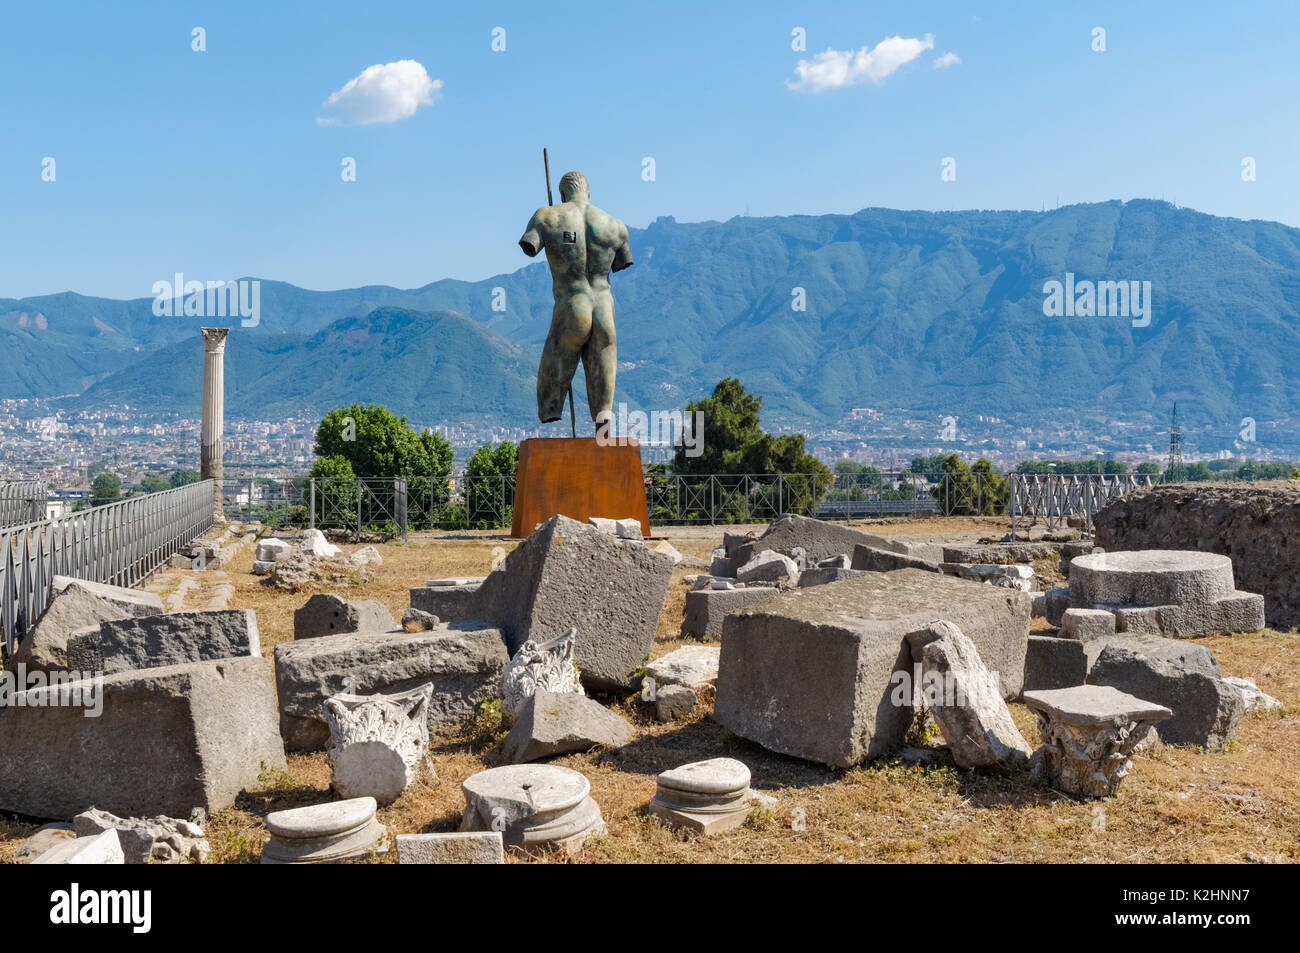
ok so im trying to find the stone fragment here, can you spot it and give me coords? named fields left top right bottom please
left=798, top=566, right=871, bottom=587
left=1023, top=685, right=1172, bottom=797
left=647, top=758, right=761, bottom=835
left=818, top=553, right=851, bottom=569
left=1086, top=635, right=1244, bottom=751
left=500, top=628, right=585, bottom=723
left=293, top=593, right=397, bottom=640
left=460, top=765, right=606, bottom=852
left=12, top=582, right=130, bottom=674
left=680, top=586, right=778, bottom=641
left=710, top=578, right=735, bottom=590
left=735, top=549, right=800, bottom=585
left=851, top=545, right=941, bottom=573
left=273, top=623, right=509, bottom=751
left=501, top=690, right=635, bottom=763
left=426, top=577, right=486, bottom=587
left=255, top=538, right=292, bottom=562
left=401, top=608, right=441, bottom=632
left=407, top=516, right=673, bottom=690
left=653, top=684, right=697, bottom=722
left=1044, top=587, right=1070, bottom=626
left=1062, top=608, right=1116, bottom=641
left=66, top=608, right=260, bottom=676
left=51, top=575, right=164, bottom=617
left=396, top=832, right=504, bottom=864
left=1113, top=594, right=1265, bottom=637
left=652, top=540, right=683, bottom=564
left=252, top=560, right=276, bottom=575
left=1223, top=676, right=1283, bottom=713
left=733, top=515, right=938, bottom=568
left=588, top=516, right=643, bottom=539
left=714, top=569, right=1030, bottom=766
left=325, top=684, right=433, bottom=805
left=409, top=582, right=483, bottom=621
left=33, top=829, right=124, bottom=865
left=13, top=824, right=75, bottom=864
left=261, top=797, right=389, bottom=864
left=709, top=548, right=735, bottom=578
left=0, top=657, right=285, bottom=819
left=645, top=644, right=720, bottom=691
left=73, top=807, right=209, bottom=864
left=349, top=545, right=383, bottom=566
left=905, top=621, right=1033, bottom=770
left=942, top=562, right=1036, bottom=591
left=1024, top=635, right=1088, bottom=691
left=299, top=528, right=342, bottom=558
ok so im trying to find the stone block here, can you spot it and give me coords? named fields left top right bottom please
left=1114, top=592, right=1266, bottom=637
left=732, top=515, right=925, bottom=568
left=680, top=586, right=778, bottom=641
left=66, top=609, right=260, bottom=676
left=293, top=593, right=397, bottom=640
left=851, top=545, right=941, bottom=573
left=501, top=690, right=635, bottom=763
left=645, top=644, right=720, bottom=691
left=12, top=582, right=130, bottom=674
left=797, top=567, right=871, bottom=587
left=397, top=832, right=504, bottom=864
left=653, top=684, right=698, bottom=722
left=1061, top=608, right=1117, bottom=641
left=713, top=569, right=1030, bottom=766
left=0, top=657, right=286, bottom=819
left=408, top=516, right=673, bottom=690
left=273, top=622, right=509, bottom=751
left=1044, top=587, right=1070, bottom=626
left=255, top=538, right=292, bottom=562
left=735, top=549, right=800, bottom=585
left=51, top=575, right=163, bottom=617
left=1024, top=635, right=1088, bottom=692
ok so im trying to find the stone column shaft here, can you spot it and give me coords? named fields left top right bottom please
left=200, top=328, right=230, bottom=522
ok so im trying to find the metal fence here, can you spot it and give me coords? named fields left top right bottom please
left=1008, top=472, right=1158, bottom=535
left=0, top=481, right=45, bottom=528
left=306, top=476, right=515, bottom=538
left=0, top=480, right=214, bottom=655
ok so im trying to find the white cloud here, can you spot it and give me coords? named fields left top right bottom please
left=317, top=60, right=441, bottom=127
left=787, top=34, right=934, bottom=92
left=933, top=52, right=961, bottom=69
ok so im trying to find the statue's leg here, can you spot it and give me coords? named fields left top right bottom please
left=583, top=292, right=617, bottom=424
left=537, top=297, right=591, bottom=423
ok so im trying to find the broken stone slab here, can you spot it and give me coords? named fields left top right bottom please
left=0, top=656, right=286, bottom=819
left=1024, top=635, right=1088, bottom=692
left=714, top=569, right=1031, bottom=766
left=648, top=758, right=761, bottom=835
left=293, top=593, right=397, bottom=640
left=12, top=582, right=131, bottom=674
left=1023, top=685, right=1172, bottom=797
left=1113, top=593, right=1266, bottom=637
left=51, top=575, right=163, bottom=617
left=732, top=515, right=940, bottom=568
left=943, top=542, right=1060, bottom=564
left=1069, top=550, right=1238, bottom=609
left=408, top=515, right=673, bottom=691
left=396, top=832, right=504, bottom=864
left=349, top=545, right=383, bottom=566
left=1044, top=587, right=1070, bottom=626
left=905, top=621, right=1033, bottom=771
left=501, top=628, right=584, bottom=724
left=410, top=582, right=483, bottom=621
left=255, top=538, right=292, bottom=562
left=33, top=828, right=125, bottom=865
left=501, top=690, right=635, bottom=763
left=14, top=824, right=75, bottom=864
left=588, top=516, right=643, bottom=540
left=645, top=644, right=720, bottom=692
left=652, top=684, right=697, bottom=722
left=709, top=548, right=735, bottom=578
left=1223, top=676, right=1283, bottom=713
left=1086, top=634, right=1244, bottom=751
left=735, top=549, right=800, bottom=585
left=941, top=562, right=1036, bottom=592
left=1062, top=608, right=1117, bottom=641
left=680, top=586, right=779, bottom=641
left=261, top=796, right=389, bottom=864
left=273, top=622, right=509, bottom=752
left=798, top=566, right=871, bottom=588
left=459, top=765, right=606, bottom=853
left=723, top=531, right=756, bottom=559
left=73, top=807, right=209, bottom=864
left=65, top=608, right=260, bottom=676
left=299, top=528, right=342, bottom=558
left=818, top=553, right=851, bottom=569
left=851, top=545, right=941, bottom=574
left=324, top=684, right=433, bottom=805
left=653, top=541, right=683, bottom=564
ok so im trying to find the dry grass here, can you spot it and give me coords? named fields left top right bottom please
left=5, top=524, right=1297, bottom=864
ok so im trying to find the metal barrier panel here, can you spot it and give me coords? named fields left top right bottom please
left=0, top=481, right=45, bottom=528
left=1008, top=473, right=1156, bottom=534
left=0, top=480, right=214, bottom=656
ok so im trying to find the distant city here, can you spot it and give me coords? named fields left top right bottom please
left=3, top=397, right=1290, bottom=496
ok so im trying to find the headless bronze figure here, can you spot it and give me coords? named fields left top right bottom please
left=519, top=171, right=633, bottom=429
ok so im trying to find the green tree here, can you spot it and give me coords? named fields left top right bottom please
left=91, top=472, right=122, bottom=506
left=934, top=454, right=1007, bottom=515
left=464, top=442, right=518, bottom=528
left=139, top=475, right=170, bottom=494
left=169, top=469, right=201, bottom=487
left=671, top=378, right=832, bottom=520
left=1135, top=462, right=1161, bottom=476
left=308, top=455, right=358, bottom=523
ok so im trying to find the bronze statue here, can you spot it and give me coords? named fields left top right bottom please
left=519, top=170, right=632, bottom=429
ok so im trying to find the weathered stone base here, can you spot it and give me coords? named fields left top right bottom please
left=1114, top=592, right=1266, bottom=637
left=396, top=832, right=504, bottom=864
left=680, top=587, right=778, bottom=640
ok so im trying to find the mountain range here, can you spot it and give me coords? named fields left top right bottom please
left=4, top=199, right=1300, bottom=449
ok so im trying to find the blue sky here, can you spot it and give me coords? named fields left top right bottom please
left=3, top=0, right=1297, bottom=299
